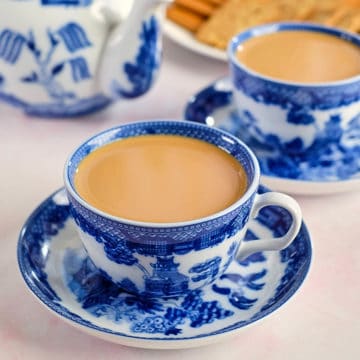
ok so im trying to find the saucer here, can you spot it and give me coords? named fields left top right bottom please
left=18, top=188, right=311, bottom=349
left=185, top=77, right=360, bottom=195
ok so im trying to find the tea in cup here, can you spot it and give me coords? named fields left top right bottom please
left=74, top=134, right=248, bottom=223
left=228, top=22, right=360, bottom=159
left=64, top=120, right=302, bottom=298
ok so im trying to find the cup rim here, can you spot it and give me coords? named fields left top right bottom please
left=228, top=21, right=360, bottom=87
left=64, top=120, right=260, bottom=228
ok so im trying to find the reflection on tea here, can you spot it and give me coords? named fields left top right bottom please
left=236, top=30, right=360, bottom=83
left=74, top=135, right=247, bottom=223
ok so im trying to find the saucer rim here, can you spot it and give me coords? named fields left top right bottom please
left=184, top=77, right=360, bottom=195
left=17, top=188, right=312, bottom=349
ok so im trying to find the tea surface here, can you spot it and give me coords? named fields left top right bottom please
left=236, top=30, right=360, bottom=83
left=74, top=135, right=247, bottom=222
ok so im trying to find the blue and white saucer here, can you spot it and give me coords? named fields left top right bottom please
left=185, top=77, right=360, bottom=195
left=17, top=188, right=311, bottom=349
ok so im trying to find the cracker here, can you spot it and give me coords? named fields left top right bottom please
left=341, top=0, right=360, bottom=7
left=195, top=0, right=287, bottom=49
left=305, top=0, right=340, bottom=22
left=200, top=0, right=228, bottom=6
left=174, top=0, right=216, bottom=17
left=168, top=0, right=360, bottom=50
left=166, top=4, right=205, bottom=32
left=277, top=0, right=316, bottom=20
left=325, top=5, right=360, bottom=32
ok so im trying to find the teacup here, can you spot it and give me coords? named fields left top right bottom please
left=228, top=22, right=360, bottom=161
left=64, top=120, right=302, bottom=298
left=0, top=0, right=169, bottom=117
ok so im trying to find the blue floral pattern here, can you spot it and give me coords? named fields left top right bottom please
left=231, top=63, right=360, bottom=109
left=17, top=187, right=312, bottom=346
left=18, top=194, right=70, bottom=302
left=185, top=78, right=360, bottom=182
left=0, top=2, right=162, bottom=116
left=0, top=21, right=109, bottom=116
left=228, top=23, right=360, bottom=110
left=112, top=16, right=160, bottom=98
left=20, top=26, right=89, bottom=101
left=65, top=121, right=257, bottom=297
left=64, top=250, right=234, bottom=335
left=227, top=23, right=360, bottom=161
left=69, top=201, right=252, bottom=297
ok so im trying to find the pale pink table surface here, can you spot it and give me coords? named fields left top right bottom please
left=1, top=38, right=359, bottom=360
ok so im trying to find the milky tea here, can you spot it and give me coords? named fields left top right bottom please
left=236, top=30, right=360, bottom=83
left=74, top=135, right=248, bottom=223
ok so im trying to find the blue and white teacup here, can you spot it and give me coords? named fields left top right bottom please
left=64, top=120, right=302, bottom=298
left=0, top=0, right=170, bottom=117
left=228, top=22, right=360, bottom=159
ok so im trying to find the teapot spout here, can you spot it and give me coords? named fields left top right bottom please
left=98, top=0, right=172, bottom=99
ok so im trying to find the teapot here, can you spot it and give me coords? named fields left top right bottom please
left=0, top=0, right=170, bottom=117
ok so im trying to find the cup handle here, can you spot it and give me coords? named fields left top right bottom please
left=236, top=192, right=302, bottom=261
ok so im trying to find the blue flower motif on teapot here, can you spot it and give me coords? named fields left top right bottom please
left=0, top=0, right=165, bottom=117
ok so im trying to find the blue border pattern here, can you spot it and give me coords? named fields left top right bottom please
left=65, top=121, right=257, bottom=245
left=228, top=22, right=360, bottom=109
left=66, top=120, right=256, bottom=187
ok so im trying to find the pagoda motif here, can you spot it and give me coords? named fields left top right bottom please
left=145, top=256, right=189, bottom=297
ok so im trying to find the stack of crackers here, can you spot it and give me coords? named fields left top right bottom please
left=166, top=0, right=360, bottom=50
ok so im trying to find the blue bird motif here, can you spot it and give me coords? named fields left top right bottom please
left=212, top=269, right=267, bottom=310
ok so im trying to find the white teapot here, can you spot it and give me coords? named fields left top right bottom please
left=0, top=0, right=170, bottom=117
